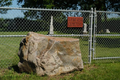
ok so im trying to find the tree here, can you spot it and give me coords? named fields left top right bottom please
left=79, top=0, right=120, bottom=32
left=17, top=0, right=80, bottom=33
left=0, top=0, right=12, bottom=14
left=17, top=0, right=78, bottom=9
left=17, top=0, right=79, bottom=20
left=0, top=0, right=12, bottom=31
left=17, top=0, right=120, bottom=33
left=18, top=0, right=120, bottom=11
left=79, top=0, right=120, bottom=11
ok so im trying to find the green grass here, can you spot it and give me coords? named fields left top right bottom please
left=0, top=37, right=21, bottom=68
left=94, top=36, right=120, bottom=58
left=0, top=31, right=77, bottom=35
left=0, top=31, right=48, bottom=35
left=0, top=32, right=120, bottom=68
left=0, top=33, right=89, bottom=68
left=0, top=62, right=120, bottom=80
left=0, top=32, right=120, bottom=79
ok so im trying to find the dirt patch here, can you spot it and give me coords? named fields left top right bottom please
left=84, top=64, right=98, bottom=70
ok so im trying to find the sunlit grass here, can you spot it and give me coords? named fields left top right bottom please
left=0, top=32, right=120, bottom=68
left=0, top=62, right=120, bottom=80
left=95, top=36, right=120, bottom=57
left=0, top=32, right=120, bottom=80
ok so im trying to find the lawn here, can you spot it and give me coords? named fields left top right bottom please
left=0, top=32, right=89, bottom=68
left=0, top=36, right=89, bottom=68
left=0, top=31, right=48, bottom=35
left=94, top=36, right=120, bottom=58
left=0, top=32, right=120, bottom=67
left=0, top=32, right=120, bottom=79
left=0, top=62, right=120, bottom=80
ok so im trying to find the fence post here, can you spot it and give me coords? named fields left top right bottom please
left=89, top=8, right=93, bottom=63
left=93, top=8, right=97, bottom=59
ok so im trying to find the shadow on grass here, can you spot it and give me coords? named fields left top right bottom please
left=12, top=65, right=19, bottom=73
left=8, top=65, right=20, bottom=73
left=96, top=37, right=120, bottom=48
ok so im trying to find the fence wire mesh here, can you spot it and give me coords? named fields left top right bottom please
left=93, top=11, right=120, bottom=62
left=1, top=7, right=119, bottom=68
left=0, top=8, right=90, bottom=35
left=0, top=7, right=90, bottom=68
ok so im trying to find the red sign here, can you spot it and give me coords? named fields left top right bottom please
left=67, top=17, right=83, bottom=27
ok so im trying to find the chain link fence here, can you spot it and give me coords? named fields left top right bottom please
left=0, top=7, right=91, bottom=68
left=1, top=7, right=119, bottom=68
left=93, top=10, right=120, bottom=62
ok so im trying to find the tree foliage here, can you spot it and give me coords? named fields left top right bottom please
left=17, top=0, right=78, bottom=9
left=78, top=0, right=120, bottom=32
left=17, top=0, right=120, bottom=21
left=0, top=0, right=12, bottom=7
left=79, top=0, right=120, bottom=11
left=17, top=0, right=120, bottom=33
left=0, top=0, right=12, bottom=14
left=18, top=0, right=120, bottom=11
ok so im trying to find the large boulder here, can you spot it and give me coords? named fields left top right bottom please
left=18, top=32, right=83, bottom=76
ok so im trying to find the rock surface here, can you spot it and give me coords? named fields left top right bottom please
left=18, top=32, right=83, bottom=76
